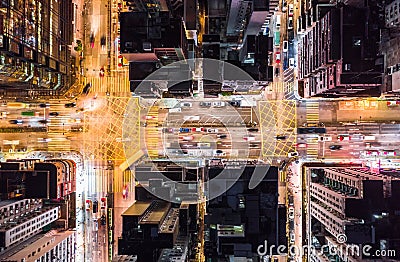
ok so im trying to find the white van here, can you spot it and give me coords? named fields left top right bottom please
left=276, top=15, right=281, bottom=29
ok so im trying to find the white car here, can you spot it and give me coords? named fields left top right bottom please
left=207, top=128, right=219, bottom=133
left=288, top=207, right=295, bottom=220
left=382, top=151, right=396, bottom=156
left=319, top=136, right=332, bottom=141
left=288, top=4, right=294, bottom=16
left=243, top=135, right=256, bottom=141
left=212, top=101, right=226, bottom=107
left=288, top=151, right=299, bottom=157
left=289, top=58, right=295, bottom=67
left=180, top=136, right=194, bottom=141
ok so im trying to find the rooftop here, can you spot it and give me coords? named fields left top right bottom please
left=121, top=201, right=152, bottom=217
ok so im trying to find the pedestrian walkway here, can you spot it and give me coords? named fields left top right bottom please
left=144, top=105, right=160, bottom=158
left=305, top=101, right=319, bottom=158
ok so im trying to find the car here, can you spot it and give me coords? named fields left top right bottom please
left=365, top=150, right=380, bottom=156
left=288, top=151, right=299, bottom=158
left=350, top=134, right=364, bottom=140
left=329, top=145, right=342, bottom=150
left=275, top=67, right=280, bottom=76
left=247, top=128, right=259, bottom=132
left=290, top=232, right=295, bottom=243
left=276, top=135, right=286, bottom=140
left=76, top=108, right=85, bottom=113
left=38, top=119, right=49, bottom=124
left=93, top=200, right=98, bottom=213
left=192, top=127, right=205, bottom=132
left=283, top=41, right=288, bottom=52
left=303, top=122, right=324, bottom=127
left=319, top=136, right=332, bottom=141
left=212, top=101, right=226, bottom=107
left=65, top=102, right=77, bottom=108
left=180, top=102, right=192, bottom=108
left=338, top=135, right=351, bottom=141
left=49, top=112, right=59, bottom=116
left=229, top=101, right=241, bottom=107
left=296, top=143, right=307, bottom=148
left=122, top=185, right=129, bottom=199
left=289, top=58, right=295, bottom=67
left=282, top=0, right=287, bottom=11
left=249, top=143, right=259, bottom=148
left=9, top=119, right=23, bottom=124
left=197, top=142, right=211, bottom=148
left=82, top=83, right=92, bottom=94
left=387, top=101, right=400, bottom=107
left=207, top=128, right=219, bottom=133
left=90, top=33, right=95, bottom=48
left=85, top=200, right=91, bottom=211
left=145, top=115, right=156, bottom=120
left=162, top=128, right=174, bottom=133
left=288, top=207, right=295, bottom=220
left=199, top=102, right=212, bottom=107
left=288, top=4, right=294, bottom=16
left=99, top=68, right=105, bottom=77
left=180, top=135, right=194, bottom=141
left=39, top=103, right=50, bottom=108
left=288, top=17, right=293, bottom=30
left=214, top=150, right=226, bottom=157
left=217, top=134, right=227, bottom=139
left=275, top=52, right=281, bottom=64
left=100, top=215, right=106, bottom=226
left=100, top=197, right=107, bottom=209
left=382, top=151, right=396, bottom=156
left=179, top=128, right=191, bottom=133
left=243, top=135, right=256, bottom=141
left=100, top=36, right=106, bottom=47
left=1, top=112, right=7, bottom=119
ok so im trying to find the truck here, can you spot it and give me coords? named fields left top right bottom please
left=21, top=111, right=37, bottom=117
left=7, top=102, right=27, bottom=109
left=274, top=31, right=280, bottom=47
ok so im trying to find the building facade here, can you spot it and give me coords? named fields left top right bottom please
left=0, top=199, right=59, bottom=250
left=308, top=167, right=400, bottom=261
left=0, top=0, right=74, bottom=95
left=298, top=5, right=383, bottom=97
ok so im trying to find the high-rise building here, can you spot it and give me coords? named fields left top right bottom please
left=308, top=167, right=400, bottom=261
left=0, top=0, right=74, bottom=96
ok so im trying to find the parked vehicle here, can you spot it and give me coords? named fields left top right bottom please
left=179, top=127, right=191, bottom=133
left=275, top=52, right=281, bottom=64
left=247, top=128, right=259, bottom=132
left=288, top=4, right=294, bottom=16
left=200, top=102, right=212, bottom=107
left=288, top=207, right=295, bottom=220
left=288, top=151, right=299, bottom=157
left=65, top=102, right=77, bottom=108
left=243, top=135, right=256, bottom=141
left=288, top=17, right=293, bottom=30
left=49, top=112, right=59, bottom=116
left=217, top=134, right=227, bottom=139
left=329, top=145, right=342, bottom=150
left=180, top=102, right=192, bottom=108
left=9, top=119, right=23, bottom=124
left=212, top=101, right=226, bottom=107
left=283, top=41, right=288, bottom=52
left=207, top=128, right=219, bottom=133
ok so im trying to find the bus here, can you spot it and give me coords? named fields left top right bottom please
left=297, top=127, right=326, bottom=134
left=274, top=31, right=280, bottom=47
left=21, top=111, right=37, bottom=117
left=7, top=102, right=27, bottom=109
